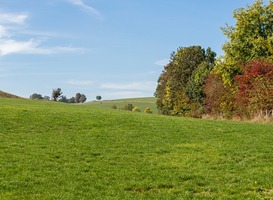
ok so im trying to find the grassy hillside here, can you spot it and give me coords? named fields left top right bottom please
left=1, top=98, right=273, bottom=199
left=0, top=90, right=22, bottom=99
left=86, top=97, right=158, bottom=113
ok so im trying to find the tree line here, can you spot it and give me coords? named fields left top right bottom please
left=155, top=0, right=273, bottom=119
left=30, top=88, right=87, bottom=103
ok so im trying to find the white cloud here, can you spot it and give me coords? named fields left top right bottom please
left=0, top=25, right=9, bottom=38
left=155, top=59, right=169, bottom=66
left=68, top=0, right=103, bottom=20
left=67, top=80, right=93, bottom=86
left=0, top=39, right=86, bottom=56
left=0, top=12, right=28, bottom=24
left=101, top=81, right=156, bottom=91
left=0, top=11, right=87, bottom=56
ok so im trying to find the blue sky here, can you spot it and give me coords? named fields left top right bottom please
left=0, top=0, right=259, bottom=100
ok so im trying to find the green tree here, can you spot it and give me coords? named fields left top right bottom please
left=68, top=97, right=76, bottom=103
left=52, top=88, right=62, bottom=101
left=30, top=93, right=44, bottom=100
left=58, top=95, right=68, bottom=103
left=75, top=93, right=81, bottom=103
left=79, top=94, right=87, bottom=103
left=155, top=46, right=216, bottom=116
left=96, top=96, right=102, bottom=101
left=215, top=0, right=273, bottom=85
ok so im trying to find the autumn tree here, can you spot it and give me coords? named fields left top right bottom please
left=155, top=46, right=216, bottom=116
left=235, top=59, right=273, bottom=118
left=215, top=0, right=273, bottom=85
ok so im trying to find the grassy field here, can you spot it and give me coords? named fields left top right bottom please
left=1, top=98, right=273, bottom=199
left=86, top=97, right=158, bottom=114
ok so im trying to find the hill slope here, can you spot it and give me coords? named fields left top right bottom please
left=1, top=98, right=273, bottom=199
left=0, top=90, right=22, bottom=99
left=86, top=97, right=158, bottom=113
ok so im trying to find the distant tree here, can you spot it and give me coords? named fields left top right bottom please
left=52, top=88, right=62, bottom=101
left=79, top=94, right=87, bottom=103
left=58, top=95, right=68, bottom=103
left=68, top=97, right=76, bottom=103
left=43, top=96, right=50, bottom=101
left=30, top=93, right=44, bottom=100
left=75, top=93, right=81, bottom=103
left=96, top=95, right=102, bottom=101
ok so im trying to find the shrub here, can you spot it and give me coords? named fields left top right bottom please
left=121, top=104, right=134, bottom=111
left=132, top=107, right=141, bottom=112
left=111, top=105, right=117, bottom=109
left=144, top=107, right=153, bottom=114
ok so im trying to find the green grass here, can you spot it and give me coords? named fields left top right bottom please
left=86, top=97, right=158, bottom=113
left=1, top=98, right=273, bottom=199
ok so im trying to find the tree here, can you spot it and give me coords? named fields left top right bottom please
left=155, top=46, right=216, bottom=116
left=74, top=93, right=87, bottom=103
left=52, top=88, right=62, bottom=101
left=75, top=93, right=81, bottom=103
left=44, top=96, right=50, bottom=101
left=68, top=97, right=76, bottom=103
left=96, top=95, right=102, bottom=101
left=215, top=0, right=273, bottom=85
left=30, top=93, right=44, bottom=100
left=235, top=59, right=273, bottom=117
left=58, top=95, right=68, bottom=103
left=79, top=94, right=87, bottom=103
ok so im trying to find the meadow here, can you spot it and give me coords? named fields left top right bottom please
left=1, top=98, right=273, bottom=199
left=86, top=97, right=157, bottom=113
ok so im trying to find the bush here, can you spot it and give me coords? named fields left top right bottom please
left=111, top=105, right=117, bottom=109
left=132, top=107, right=141, bottom=112
left=121, top=104, right=134, bottom=111
left=144, top=107, right=153, bottom=114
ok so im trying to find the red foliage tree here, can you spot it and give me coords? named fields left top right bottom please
left=235, top=59, right=273, bottom=117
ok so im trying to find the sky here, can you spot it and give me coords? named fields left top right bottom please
left=0, top=0, right=260, bottom=100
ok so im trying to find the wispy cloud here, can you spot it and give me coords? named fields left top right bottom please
left=0, top=11, right=87, bottom=56
left=0, top=25, right=9, bottom=38
left=155, top=59, right=169, bottom=66
left=68, top=0, right=103, bottom=20
left=0, top=12, right=28, bottom=24
left=67, top=80, right=93, bottom=87
left=101, top=81, right=156, bottom=91
left=0, top=39, right=86, bottom=56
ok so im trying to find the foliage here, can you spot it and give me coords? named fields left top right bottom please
left=144, top=107, right=153, bottom=114
left=79, top=94, right=87, bottom=103
left=58, top=95, right=68, bottom=103
left=68, top=97, right=76, bottom=103
left=132, top=107, right=141, bottom=112
left=111, top=105, right=117, bottom=109
left=235, top=59, right=273, bottom=117
left=215, top=0, right=273, bottom=85
left=121, top=103, right=134, bottom=111
left=75, top=93, right=87, bottom=103
left=96, top=95, right=102, bottom=101
left=30, top=93, right=44, bottom=100
left=155, top=46, right=216, bottom=116
left=52, top=88, right=62, bottom=101
left=75, top=93, right=81, bottom=103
